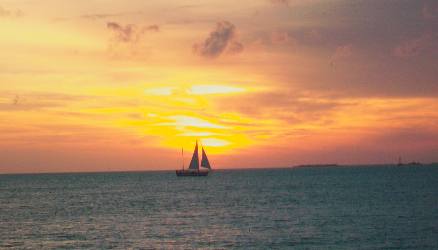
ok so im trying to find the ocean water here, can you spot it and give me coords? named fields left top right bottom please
left=1, top=166, right=437, bottom=249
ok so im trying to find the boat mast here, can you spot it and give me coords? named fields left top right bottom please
left=182, top=147, right=184, bottom=171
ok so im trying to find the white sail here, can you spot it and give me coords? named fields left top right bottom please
left=188, top=141, right=199, bottom=170
left=201, top=147, right=211, bottom=170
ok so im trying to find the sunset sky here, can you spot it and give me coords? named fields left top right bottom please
left=1, top=0, right=438, bottom=173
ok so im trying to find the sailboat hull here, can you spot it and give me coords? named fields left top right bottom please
left=176, top=170, right=209, bottom=176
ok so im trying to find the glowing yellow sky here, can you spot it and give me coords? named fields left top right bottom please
left=1, top=0, right=438, bottom=173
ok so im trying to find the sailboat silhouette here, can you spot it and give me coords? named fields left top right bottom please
left=176, top=140, right=211, bottom=176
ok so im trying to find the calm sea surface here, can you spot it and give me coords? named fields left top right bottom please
left=1, top=166, right=437, bottom=249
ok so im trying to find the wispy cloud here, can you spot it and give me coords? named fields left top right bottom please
left=189, top=85, right=245, bottom=95
left=422, top=2, right=438, bottom=20
left=107, top=22, right=160, bottom=43
left=0, top=92, right=90, bottom=111
left=144, top=87, right=174, bottom=96
left=193, top=21, right=244, bottom=58
left=269, top=0, right=289, bottom=6
left=106, top=21, right=160, bottom=58
left=160, top=115, right=227, bottom=129
left=145, top=24, right=160, bottom=32
left=53, top=11, right=143, bottom=22
left=143, top=85, right=245, bottom=96
left=330, top=44, right=353, bottom=66
left=0, top=5, right=23, bottom=18
left=215, top=90, right=347, bottom=125
left=108, top=22, right=140, bottom=43
left=332, top=44, right=353, bottom=60
left=270, top=30, right=294, bottom=45
left=81, top=13, right=125, bottom=20
left=393, top=34, right=437, bottom=58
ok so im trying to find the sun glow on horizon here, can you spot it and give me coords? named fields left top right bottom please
left=1, top=0, right=437, bottom=173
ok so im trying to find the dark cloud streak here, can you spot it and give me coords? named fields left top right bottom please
left=81, top=13, right=123, bottom=20
left=53, top=11, right=143, bottom=22
left=0, top=92, right=90, bottom=112
left=393, top=33, right=437, bottom=58
left=0, top=5, right=23, bottom=17
left=107, top=22, right=160, bottom=43
left=193, top=21, right=244, bottom=58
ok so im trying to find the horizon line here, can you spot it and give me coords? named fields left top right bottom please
left=1, top=163, right=437, bottom=176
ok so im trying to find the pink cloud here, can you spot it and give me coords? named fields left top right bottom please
left=270, top=30, right=293, bottom=44
left=330, top=44, right=353, bottom=66
left=332, top=44, right=353, bottom=60
left=422, top=2, right=438, bottom=20
left=393, top=34, right=437, bottom=58
left=269, top=0, right=289, bottom=6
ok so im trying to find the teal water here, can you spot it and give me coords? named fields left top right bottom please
left=1, top=166, right=437, bottom=249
